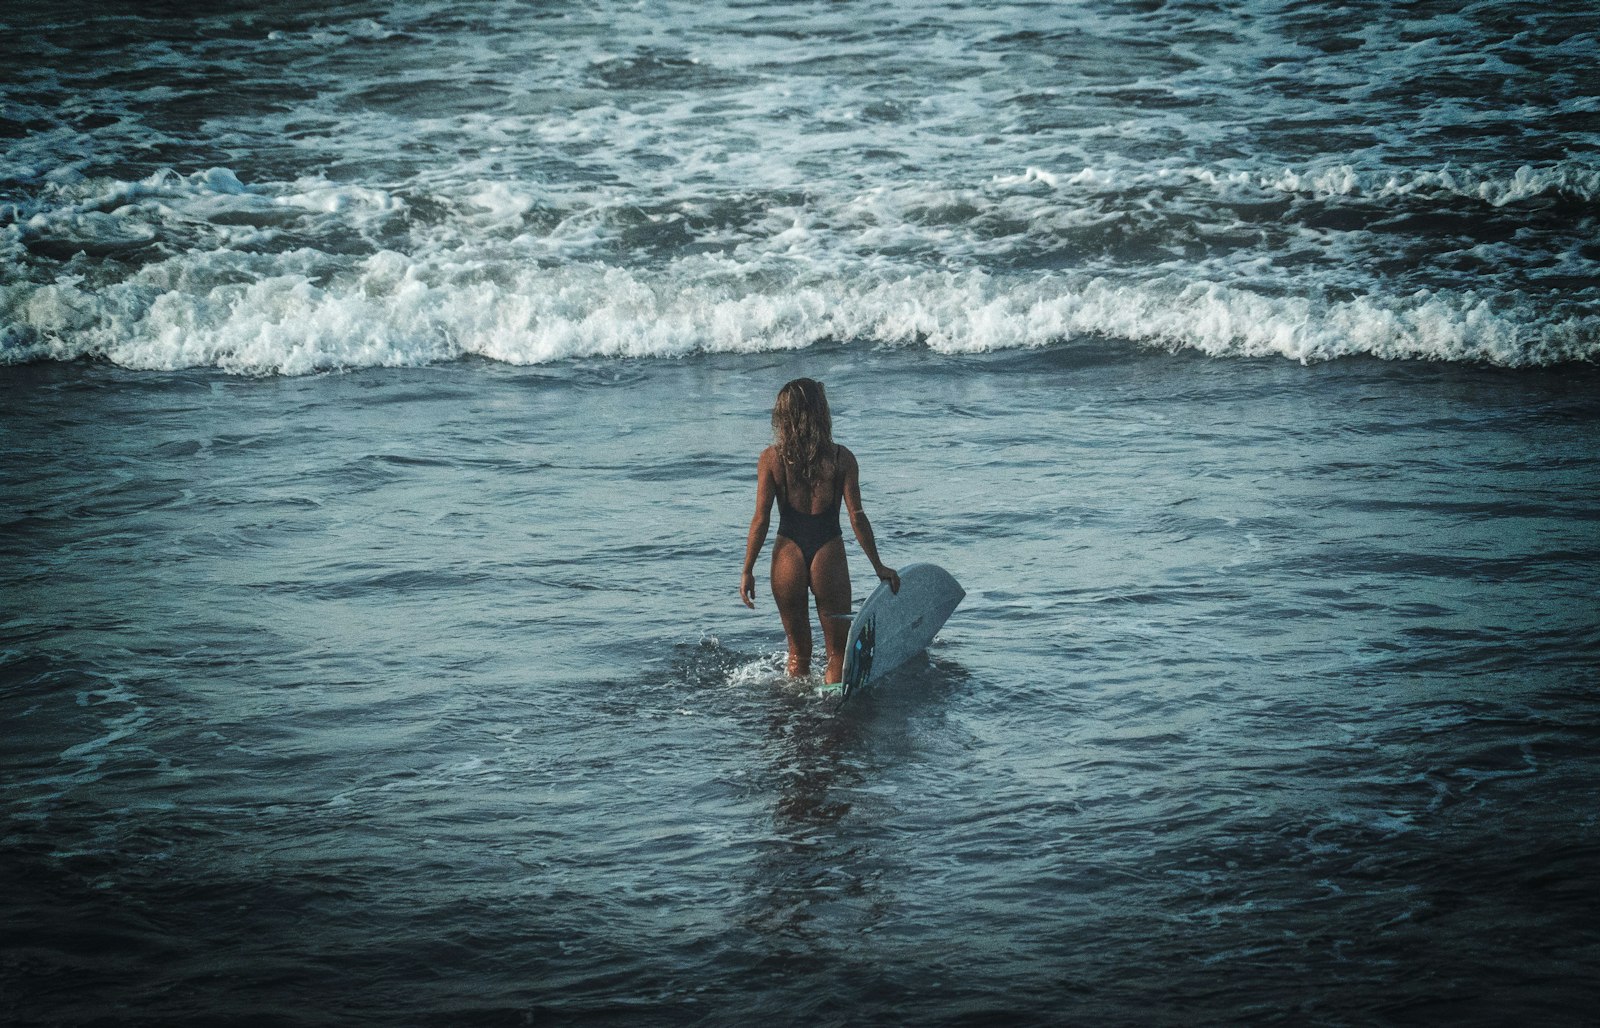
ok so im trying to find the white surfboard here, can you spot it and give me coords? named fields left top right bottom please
left=839, top=563, right=964, bottom=703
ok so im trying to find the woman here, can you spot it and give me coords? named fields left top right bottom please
left=740, top=378, right=899, bottom=683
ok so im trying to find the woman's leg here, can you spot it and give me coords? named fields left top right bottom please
left=809, top=537, right=852, bottom=684
left=770, top=537, right=813, bottom=676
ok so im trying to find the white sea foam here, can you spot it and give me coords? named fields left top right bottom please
left=4, top=241, right=1591, bottom=374
left=4, top=148, right=1596, bottom=375
left=1, top=0, right=1595, bottom=375
left=1251, top=164, right=1600, bottom=207
left=1012, top=161, right=1600, bottom=208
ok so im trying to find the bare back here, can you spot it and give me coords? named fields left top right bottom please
left=772, top=444, right=842, bottom=516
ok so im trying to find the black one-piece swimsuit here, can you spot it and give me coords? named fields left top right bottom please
left=776, top=448, right=844, bottom=565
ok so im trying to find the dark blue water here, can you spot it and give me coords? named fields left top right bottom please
left=4, top=1, right=1599, bottom=1025
left=5, top=347, right=1599, bottom=1025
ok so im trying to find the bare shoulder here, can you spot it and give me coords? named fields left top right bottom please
left=836, top=444, right=860, bottom=472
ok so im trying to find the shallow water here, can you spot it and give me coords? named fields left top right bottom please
left=5, top=347, right=1599, bottom=1025
left=5, top=0, right=1600, bottom=1023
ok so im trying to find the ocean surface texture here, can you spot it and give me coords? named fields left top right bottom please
left=3, top=1, right=1598, bottom=1025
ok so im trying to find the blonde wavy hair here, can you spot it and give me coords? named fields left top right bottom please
left=771, top=378, right=835, bottom=499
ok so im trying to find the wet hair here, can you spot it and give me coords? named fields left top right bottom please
left=771, top=378, right=835, bottom=499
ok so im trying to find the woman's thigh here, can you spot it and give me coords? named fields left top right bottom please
left=809, top=538, right=851, bottom=647
left=770, top=537, right=813, bottom=643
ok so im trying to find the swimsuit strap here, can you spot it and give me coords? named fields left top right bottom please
left=833, top=444, right=845, bottom=512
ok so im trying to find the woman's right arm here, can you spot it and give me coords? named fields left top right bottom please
left=740, top=448, right=778, bottom=608
left=841, top=447, right=900, bottom=594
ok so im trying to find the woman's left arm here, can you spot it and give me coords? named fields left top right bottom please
left=841, top=447, right=899, bottom=593
left=740, top=448, right=778, bottom=608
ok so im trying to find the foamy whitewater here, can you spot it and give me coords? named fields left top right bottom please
left=2, top=0, right=1597, bottom=372
left=4, top=2, right=1599, bottom=1026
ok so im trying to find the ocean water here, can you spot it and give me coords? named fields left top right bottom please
left=3, top=1, right=1599, bottom=1025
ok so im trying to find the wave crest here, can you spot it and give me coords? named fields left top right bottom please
left=3, top=253, right=1591, bottom=374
